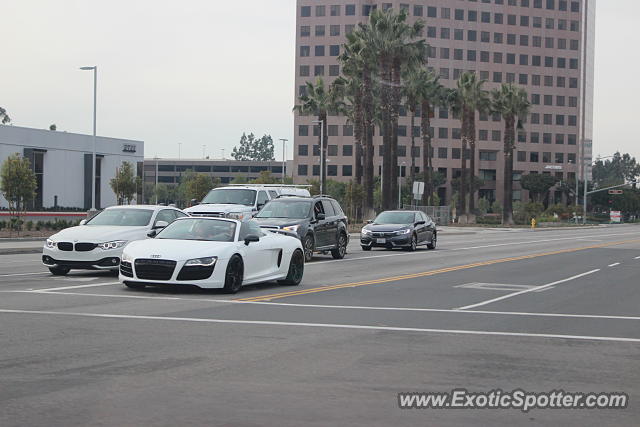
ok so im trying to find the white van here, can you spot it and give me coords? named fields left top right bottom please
left=184, top=185, right=311, bottom=219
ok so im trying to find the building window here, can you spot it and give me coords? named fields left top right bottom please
left=301, top=6, right=311, bottom=17
left=314, top=65, right=324, bottom=76
left=342, top=165, right=352, bottom=176
left=328, top=125, right=339, bottom=137
left=300, top=46, right=310, bottom=57
left=530, top=152, right=539, bottom=162
left=492, top=130, right=502, bottom=142
left=298, top=165, right=308, bottom=176
left=343, top=145, right=353, bottom=156
left=298, top=145, right=308, bottom=156
left=315, top=46, right=325, bottom=56
left=517, top=151, right=527, bottom=162
left=299, top=65, right=309, bottom=77
left=480, top=151, right=497, bottom=161
left=312, top=165, right=320, bottom=176
left=327, top=165, right=337, bottom=176
left=300, top=26, right=310, bottom=37
left=315, top=25, right=325, bottom=37
left=329, top=65, right=339, bottom=76
left=315, top=5, right=325, bottom=16
left=330, top=25, right=340, bottom=36
left=555, top=134, right=565, bottom=144
left=298, top=125, right=308, bottom=136
left=345, top=4, right=355, bottom=15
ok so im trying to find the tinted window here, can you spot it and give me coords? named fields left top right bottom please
left=373, top=211, right=415, bottom=225
left=157, top=219, right=236, bottom=242
left=256, top=200, right=312, bottom=219
left=174, top=210, right=188, bottom=218
left=313, top=201, right=325, bottom=218
left=238, top=220, right=265, bottom=240
left=321, top=200, right=335, bottom=216
left=155, top=209, right=176, bottom=225
left=268, top=190, right=278, bottom=199
left=87, top=209, right=153, bottom=226
left=257, top=191, right=269, bottom=207
left=330, top=200, right=344, bottom=216
left=201, top=189, right=256, bottom=206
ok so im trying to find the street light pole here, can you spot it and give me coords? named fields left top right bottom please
left=399, top=161, right=406, bottom=209
left=178, top=143, right=182, bottom=160
left=312, top=120, right=324, bottom=194
left=154, top=156, right=159, bottom=205
left=80, top=66, right=97, bottom=211
left=202, top=145, right=206, bottom=159
left=583, top=155, right=614, bottom=225
left=280, top=138, right=288, bottom=183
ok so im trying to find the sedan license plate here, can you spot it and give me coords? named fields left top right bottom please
left=376, top=238, right=386, bottom=244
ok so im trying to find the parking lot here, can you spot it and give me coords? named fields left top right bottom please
left=1, top=225, right=639, bottom=426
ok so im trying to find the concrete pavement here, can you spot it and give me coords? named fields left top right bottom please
left=0, top=225, right=638, bottom=426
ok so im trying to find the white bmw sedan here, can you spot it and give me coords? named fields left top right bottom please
left=43, top=205, right=188, bottom=275
left=119, top=217, right=305, bottom=293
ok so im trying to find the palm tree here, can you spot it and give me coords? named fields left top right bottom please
left=449, top=72, right=490, bottom=220
left=294, top=78, right=343, bottom=195
left=491, top=83, right=531, bottom=225
left=0, top=107, right=10, bottom=125
left=358, top=8, right=425, bottom=210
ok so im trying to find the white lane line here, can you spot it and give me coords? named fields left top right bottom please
left=457, top=269, right=601, bottom=311
left=608, top=263, right=621, bottom=267
left=7, top=289, right=640, bottom=321
left=32, top=282, right=120, bottom=292
left=635, top=256, right=640, bottom=260
left=0, top=308, right=638, bottom=343
left=0, top=272, right=48, bottom=278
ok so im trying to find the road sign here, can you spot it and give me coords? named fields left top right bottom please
left=412, top=181, right=424, bottom=196
left=610, top=211, right=622, bottom=223
left=608, top=189, right=623, bottom=195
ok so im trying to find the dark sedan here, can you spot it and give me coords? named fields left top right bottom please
left=360, top=210, right=436, bottom=251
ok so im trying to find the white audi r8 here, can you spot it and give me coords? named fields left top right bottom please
left=43, top=205, right=188, bottom=275
left=119, top=217, right=305, bottom=293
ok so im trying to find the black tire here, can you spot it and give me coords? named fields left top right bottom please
left=406, top=234, right=417, bottom=252
left=49, top=266, right=70, bottom=276
left=427, top=232, right=437, bottom=250
left=302, top=234, right=314, bottom=262
left=223, top=255, right=244, bottom=294
left=124, top=282, right=146, bottom=290
left=279, top=249, right=304, bottom=286
left=331, top=232, right=347, bottom=259
left=361, top=245, right=372, bottom=251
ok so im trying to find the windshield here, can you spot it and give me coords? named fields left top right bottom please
left=201, top=189, right=256, bottom=206
left=86, top=209, right=153, bottom=226
left=373, top=211, right=416, bottom=225
left=156, top=218, right=236, bottom=242
left=256, top=200, right=312, bottom=219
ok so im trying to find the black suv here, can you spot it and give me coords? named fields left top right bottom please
left=253, top=196, right=349, bottom=262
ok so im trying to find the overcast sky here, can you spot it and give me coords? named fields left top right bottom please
left=1, top=0, right=637, bottom=161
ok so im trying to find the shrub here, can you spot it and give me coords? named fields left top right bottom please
left=477, top=214, right=501, bottom=225
left=0, top=220, right=5, bottom=230
left=26, top=220, right=33, bottom=231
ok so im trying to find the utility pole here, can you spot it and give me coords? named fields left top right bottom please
left=280, top=138, right=288, bottom=183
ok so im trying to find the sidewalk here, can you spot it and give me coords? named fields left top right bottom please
left=0, top=239, right=44, bottom=255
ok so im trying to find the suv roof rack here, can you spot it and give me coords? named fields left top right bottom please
left=276, top=194, right=310, bottom=198
left=227, top=184, right=311, bottom=188
left=312, top=194, right=334, bottom=199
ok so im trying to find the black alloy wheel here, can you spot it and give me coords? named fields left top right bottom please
left=303, top=234, right=314, bottom=262
left=223, top=255, right=244, bottom=294
left=279, top=249, right=304, bottom=286
left=49, top=266, right=70, bottom=276
left=331, top=232, right=347, bottom=259
left=427, top=232, right=437, bottom=250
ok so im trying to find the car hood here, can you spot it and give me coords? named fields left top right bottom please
left=123, top=239, right=236, bottom=261
left=253, top=218, right=305, bottom=228
left=364, top=223, right=412, bottom=232
left=49, top=225, right=149, bottom=243
left=185, top=204, right=254, bottom=214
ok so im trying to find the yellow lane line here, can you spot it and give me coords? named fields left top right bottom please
left=236, top=238, right=640, bottom=302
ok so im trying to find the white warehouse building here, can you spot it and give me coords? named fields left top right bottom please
left=0, top=125, right=144, bottom=210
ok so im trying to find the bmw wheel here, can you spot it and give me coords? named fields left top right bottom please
left=303, top=234, right=314, bottom=262
left=427, top=232, right=437, bottom=250
left=223, top=255, right=244, bottom=294
left=331, top=232, right=347, bottom=259
left=49, top=266, right=70, bottom=276
left=279, top=249, right=304, bottom=286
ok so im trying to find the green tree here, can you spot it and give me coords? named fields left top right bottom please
left=592, top=152, right=640, bottom=188
left=179, top=171, right=219, bottom=203
left=357, top=8, right=425, bottom=210
left=0, top=107, right=10, bottom=125
left=154, top=183, right=170, bottom=204
left=231, top=133, right=275, bottom=161
left=230, top=175, right=248, bottom=185
left=294, top=77, right=344, bottom=196
left=109, top=161, right=138, bottom=204
left=252, top=170, right=278, bottom=184
left=0, top=153, right=37, bottom=219
left=448, top=72, right=490, bottom=218
left=491, top=83, right=531, bottom=225
left=521, top=174, right=558, bottom=203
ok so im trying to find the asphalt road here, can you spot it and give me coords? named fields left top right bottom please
left=0, top=225, right=639, bottom=426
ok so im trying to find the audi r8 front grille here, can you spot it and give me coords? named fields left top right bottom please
left=134, top=259, right=176, bottom=280
left=74, top=242, right=97, bottom=251
left=57, top=242, right=73, bottom=251
left=120, top=261, right=134, bottom=277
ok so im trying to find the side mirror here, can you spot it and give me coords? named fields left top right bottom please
left=415, top=220, right=426, bottom=226
left=366, top=219, right=373, bottom=224
left=147, top=229, right=158, bottom=238
left=153, top=220, right=169, bottom=230
left=316, top=213, right=326, bottom=221
left=256, top=203, right=265, bottom=210
left=79, top=219, right=87, bottom=226
left=244, top=234, right=260, bottom=245
left=190, top=199, right=198, bottom=206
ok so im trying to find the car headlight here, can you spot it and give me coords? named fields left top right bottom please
left=282, top=224, right=301, bottom=233
left=121, top=252, right=133, bottom=263
left=226, top=212, right=245, bottom=220
left=98, top=240, right=128, bottom=250
left=397, top=228, right=412, bottom=235
left=45, top=239, right=57, bottom=249
left=361, top=228, right=372, bottom=235
left=184, top=256, right=217, bottom=267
